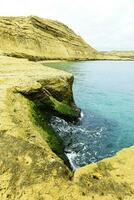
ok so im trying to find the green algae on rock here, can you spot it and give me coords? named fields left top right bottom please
left=0, top=55, right=78, bottom=167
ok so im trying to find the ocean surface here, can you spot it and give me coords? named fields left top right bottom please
left=44, top=61, right=134, bottom=169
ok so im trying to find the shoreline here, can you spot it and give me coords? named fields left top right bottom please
left=0, top=55, right=134, bottom=199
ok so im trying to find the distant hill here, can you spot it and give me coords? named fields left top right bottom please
left=103, top=51, right=134, bottom=60
left=0, top=16, right=97, bottom=61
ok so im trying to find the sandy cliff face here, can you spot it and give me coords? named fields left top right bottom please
left=0, top=16, right=97, bottom=60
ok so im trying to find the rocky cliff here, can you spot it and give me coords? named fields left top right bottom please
left=0, top=16, right=97, bottom=61
left=0, top=56, right=134, bottom=200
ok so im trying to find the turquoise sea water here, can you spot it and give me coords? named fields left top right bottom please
left=45, top=61, right=134, bottom=169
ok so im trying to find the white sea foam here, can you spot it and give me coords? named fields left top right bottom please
left=65, top=152, right=77, bottom=170
left=79, top=111, right=84, bottom=120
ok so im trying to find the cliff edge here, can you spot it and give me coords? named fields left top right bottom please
left=0, top=56, right=134, bottom=200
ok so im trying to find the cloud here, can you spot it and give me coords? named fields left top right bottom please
left=0, top=0, right=134, bottom=50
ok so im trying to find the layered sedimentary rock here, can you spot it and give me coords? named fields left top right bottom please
left=0, top=56, right=134, bottom=200
left=0, top=16, right=133, bottom=61
left=0, top=16, right=97, bottom=61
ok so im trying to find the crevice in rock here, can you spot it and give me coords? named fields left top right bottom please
left=19, top=88, right=80, bottom=170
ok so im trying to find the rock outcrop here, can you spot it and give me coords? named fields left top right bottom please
left=0, top=16, right=97, bottom=61
left=0, top=56, right=134, bottom=200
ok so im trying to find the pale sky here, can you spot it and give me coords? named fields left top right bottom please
left=1, top=0, right=134, bottom=51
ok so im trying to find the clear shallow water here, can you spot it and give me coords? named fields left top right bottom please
left=45, top=61, right=134, bottom=169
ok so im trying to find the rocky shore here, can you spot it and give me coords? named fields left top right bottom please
left=0, top=55, right=134, bottom=200
left=0, top=16, right=134, bottom=200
